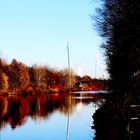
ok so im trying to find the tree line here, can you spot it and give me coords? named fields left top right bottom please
left=0, top=58, right=76, bottom=94
left=0, top=58, right=105, bottom=94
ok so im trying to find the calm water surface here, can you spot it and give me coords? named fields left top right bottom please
left=0, top=93, right=103, bottom=140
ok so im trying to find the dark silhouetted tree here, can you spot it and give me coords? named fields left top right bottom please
left=94, top=0, right=140, bottom=92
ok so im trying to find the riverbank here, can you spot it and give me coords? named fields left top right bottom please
left=0, top=88, right=66, bottom=96
left=92, top=91, right=140, bottom=140
left=0, top=88, right=110, bottom=96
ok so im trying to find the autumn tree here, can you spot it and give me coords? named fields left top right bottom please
left=0, top=58, right=9, bottom=74
left=18, top=62, right=30, bottom=90
left=30, top=64, right=47, bottom=89
left=6, top=59, right=30, bottom=91
left=81, top=75, right=92, bottom=81
left=6, top=59, right=19, bottom=90
left=0, top=59, right=3, bottom=71
left=37, top=66, right=47, bottom=89
left=0, top=58, right=9, bottom=92
left=75, top=75, right=82, bottom=82
left=0, top=72, right=9, bottom=91
left=28, top=67, right=36, bottom=87
left=60, top=68, right=76, bottom=90
left=45, top=67, right=54, bottom=90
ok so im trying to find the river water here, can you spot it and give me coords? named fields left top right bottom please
left=0, top=93, right=104, bottom=140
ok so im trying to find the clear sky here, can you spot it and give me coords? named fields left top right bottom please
left=0, top=0, right=108, bottom=78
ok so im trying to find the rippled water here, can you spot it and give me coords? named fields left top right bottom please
left=0, top=93, right=103, bottom=140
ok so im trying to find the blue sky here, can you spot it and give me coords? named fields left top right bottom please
left=0, top=0, right=108, bottom=78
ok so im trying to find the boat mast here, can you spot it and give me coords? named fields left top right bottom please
left=67, top=41, right=71, bottom=90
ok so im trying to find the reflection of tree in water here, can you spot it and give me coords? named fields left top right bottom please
left=0, top=94, right=100, bottom=130
left=93, top=101, right=127, bottom=140
left=0, top=97, right=29, bottom=129
left=92, top=92, right=140, bottom=140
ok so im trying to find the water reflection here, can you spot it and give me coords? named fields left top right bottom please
left=92, top=96, right=140, bottom=140
left=0, top=93, right=104, bottom=140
